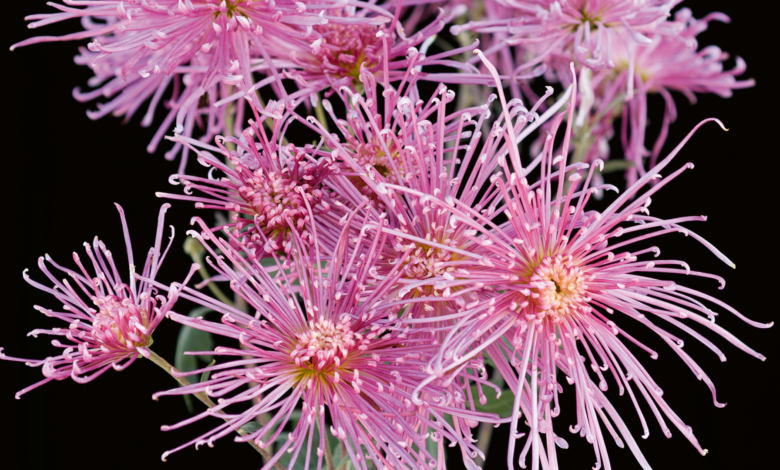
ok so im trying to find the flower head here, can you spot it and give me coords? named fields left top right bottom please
left=385, top=61, right=771, bottom=469
left=152, top=210, right=501, bottom=468
left=454, top=0, right=680, bottom=75
left=612, top=8, right=754, bottom=178
left=11, top=1, right=390, bottom=171
left=297, top=48, right=565, bottom=314
left=284, top=5, right=491, bottom=95
left=159, top=102, right=362, bottom=255
left=0, top=204, right=178, bottom=398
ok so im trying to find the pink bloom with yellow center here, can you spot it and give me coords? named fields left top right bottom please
left=609, top=7, right=754, bottom=181
left=0, top=204, right=178, bottom=397
left=390, top=60, right=770, bottom=470
left=150, top=210, right=502, bottom=469
left=284, top=5, right=495, bottom=95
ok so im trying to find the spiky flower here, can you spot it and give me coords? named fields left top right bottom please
left=607, top=7, right=754, bottom=181
left=0, top=204, right=178, bottom=398
left=454, top=0, right=680, bottom=75
left=158, top=102, right=364, bottom=255
left=10, top=1, right=389, bottom=171
left=151, top=212, right=501, bottom=469
left=284, top=5, right=493, bottom=95
left=380, top=61, right=770, bottom=469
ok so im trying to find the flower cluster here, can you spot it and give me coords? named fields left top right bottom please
left=3, top=2, right=768, bottom=470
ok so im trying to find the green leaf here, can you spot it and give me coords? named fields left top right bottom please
left=426, top=438, right=440, bottom=464
left=471, top=385, right=516, bottom=417
left=601, top=159, right=635, bottom=174
left=240, top=421, right=263, bottom=435
left=175, top=306, right=215, bottom=413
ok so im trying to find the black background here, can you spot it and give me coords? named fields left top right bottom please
left=0, top=2, right=775, bottom=469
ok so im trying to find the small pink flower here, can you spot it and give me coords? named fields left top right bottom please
left=613, top=8, right=755, bottom=180
left=454, top=0, right=680, bottom=74
left=1, top=204, right=178, bottom=398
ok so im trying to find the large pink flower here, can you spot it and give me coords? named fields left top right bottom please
left=150, top=211, right=502, bottom=469
left=379, top=61, right=770, bottom=469
left=0, top=204, right=178, bottom=397
left=295, top=48, right=569, bottom=342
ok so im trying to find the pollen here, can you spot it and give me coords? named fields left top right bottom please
left=292, top=317, right=366, bottom=372
left=521, top=254, right=589, bottom=322
left=92, top=295, right=152, bottom=350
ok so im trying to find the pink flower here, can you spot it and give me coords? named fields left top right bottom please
left=0, top=204, right=178, bottom=398
left=150, top=213, right=501, bottom=469
left=158, top=102, right=363, bottom=255
left=454, top=0, right=681, bottom=76
left=10, top=1, right=388, bottom=171
left=610, top=8, right=754, bottom=181
left=384, top=60, right=770, bottom=469
left=284, top=5, right=493, bottom=95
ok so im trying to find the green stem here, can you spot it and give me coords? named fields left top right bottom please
left=147, top=349, right=285, bottom=470
left=314, top=94, right=330, bottom=134
left=321, top=417, right=336, bottom=470
left=476, top=371, right=505, bottom=463
left=196, top=254, right=235, bottom=306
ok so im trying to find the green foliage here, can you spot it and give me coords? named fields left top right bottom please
left=470, top=384, right=515, bottom=417
left=175, top=306, right=215, bottom=412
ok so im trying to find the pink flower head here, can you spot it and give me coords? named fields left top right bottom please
left=541, top=7, right=754, bottom=186
left=387, top=62, right=770, bottom=469
left=151, top=211, right=502, bottom=469
left=283, top=4, right=494, bottom=96
left=0, top=204, right=178, bottom=398
left=10, top=1, right=387, bottom=171
left=159, top=101, right=363, bottom=255
left=609, top=7, right=754, bottom=180
left=454, top=0, right=681, bottom=76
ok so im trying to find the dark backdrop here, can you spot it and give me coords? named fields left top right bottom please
left=1, top=1, right=775, bottom=469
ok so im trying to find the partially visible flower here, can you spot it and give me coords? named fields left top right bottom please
left=531, top=7, right=753, bottom=185
left=10, top=1, right=388, bottom=171
left=611, top=8, right=754, bottom=180
left=158, top=102, right=362, bottom=255
left=0, top=204, right=178, bottom=398
left=284, top=5, right=494, bottom=96
left=453, top=0, right=680, bottom=78
left=397, top=61, right=771, bottom=469
left=151, top=211, right=501, bottom=468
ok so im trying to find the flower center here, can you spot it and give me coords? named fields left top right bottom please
left=400, top=242, right=456, bottom=281
left=345, top=140, right=407, bottom=200
left=292, top=317, right=365, bottom=372
left=312, top=22, right=383, bottom=89
left=237, top=163, right=325, bottom=251
left=520, top=255, right=588, bottom=321
left=92, top=295, right=151, bottom=350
